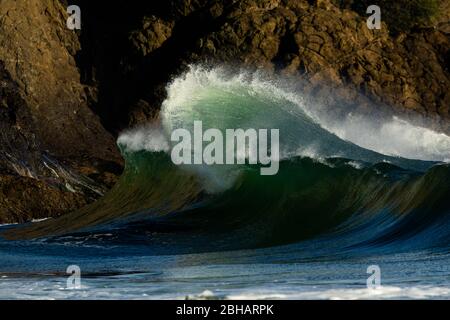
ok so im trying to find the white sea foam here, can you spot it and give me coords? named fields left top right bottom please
left=161, top=65, right=450, bottom=162
left=117, top=125, right=170, bottom=153
left=327, top=115, right=450, bottom=162
left=2, top=281, right=446, bottom=300
left=117, top=65, right=450, bottom=165
left=225, top=286, right=450, bottom=300
left=347, top=161, right=364, bottom=170
left=0, top=218, right=49, bottom=227
left=0, top=222, right=18, bottom=227
left=31, top=218, right=51, bottom=223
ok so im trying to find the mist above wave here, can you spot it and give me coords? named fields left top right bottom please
left=118, top=65, right=450, bottom=164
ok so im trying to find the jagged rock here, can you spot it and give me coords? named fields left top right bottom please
left=0, top=0, right=120, bottom=161
left=0, top=0, right=123, bottom=223
left=125, top=0, right=450, bottom=132
left=0, top=175, right=89, bottom=224
left=130, top=16, right=175, bottom=57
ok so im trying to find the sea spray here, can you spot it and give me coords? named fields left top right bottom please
left=170, top=121, right=280, bottom=175
left=7, top=64, right=450, bottom=245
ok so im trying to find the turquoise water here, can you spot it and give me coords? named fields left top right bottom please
left=1, top=65, right=450, bottom=300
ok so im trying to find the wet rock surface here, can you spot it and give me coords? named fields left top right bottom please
left=0, top=0, right=122, bottom=223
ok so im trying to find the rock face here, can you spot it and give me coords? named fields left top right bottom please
left=0, top=0, right=119, bottom=160
left=65, top=0, right=450, bottom=133
left=0, top=0, right=123, bottom=223
left=0, top=0, right=449, bottom=223
left=123, top=0, right=450, bottom=131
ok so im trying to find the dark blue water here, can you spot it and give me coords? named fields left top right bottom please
left=1, top=220, right=450, bottom=299
left=1, top=66, right=450, bottom=300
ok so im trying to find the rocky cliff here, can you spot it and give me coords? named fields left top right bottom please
left=0, top=0, right=449, bottom=223
left=0, top=0, right=122, bottom=223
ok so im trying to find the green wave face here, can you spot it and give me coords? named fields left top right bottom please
left=5, top=66, right=450, bottom=251
left=158, top=66, right=444, bottom=174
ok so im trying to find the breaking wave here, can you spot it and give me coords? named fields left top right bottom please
left=4, top=65, right=450, bottom=257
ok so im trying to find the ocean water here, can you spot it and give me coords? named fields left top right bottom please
left=1, top=65, right=450, bottom=300
left=1, top=235, right=450, bottom=300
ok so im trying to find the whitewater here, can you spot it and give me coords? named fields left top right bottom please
left=1, top=65, right=450, bottom=299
